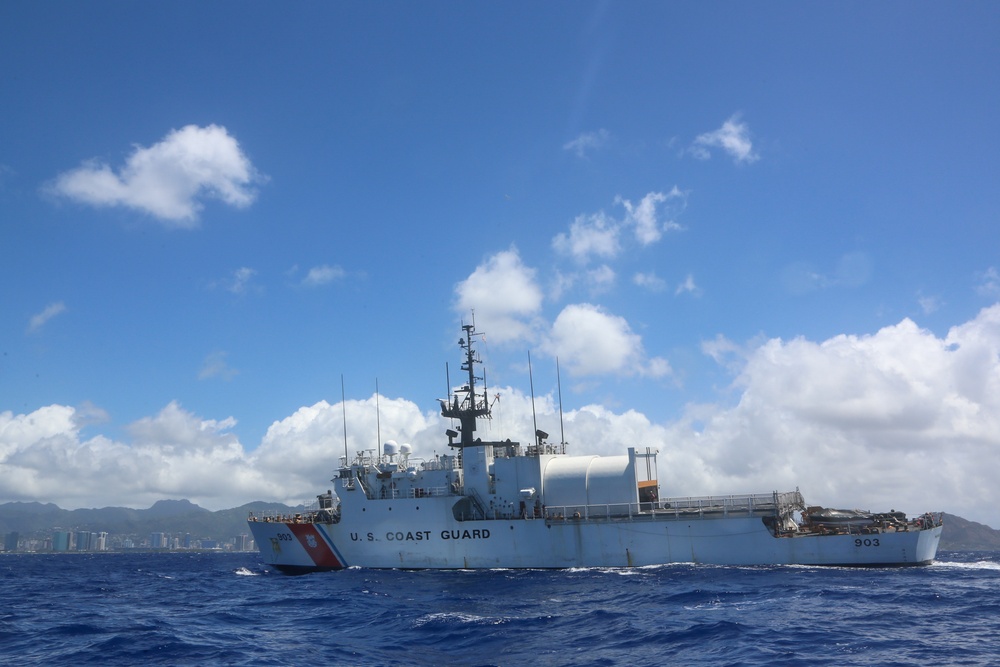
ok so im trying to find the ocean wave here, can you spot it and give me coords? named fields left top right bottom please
left=932, top=559, right=1000, bottom=571
left=4, top=551, right=1000, bottom=666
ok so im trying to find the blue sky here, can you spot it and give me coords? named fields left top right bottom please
left=3, top=3, right=1000, bottom=526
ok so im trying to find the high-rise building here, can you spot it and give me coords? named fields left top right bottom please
left=52, top=530, right=70, bottom=552
left=3, top=532, right=19, bottom=552
left=75, top=531, right=92, bottom=551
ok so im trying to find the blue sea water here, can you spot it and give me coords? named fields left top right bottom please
left=1, top=551, right=997, bottom=666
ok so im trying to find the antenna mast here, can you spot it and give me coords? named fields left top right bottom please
left=439, top=323, right=490, bottom=447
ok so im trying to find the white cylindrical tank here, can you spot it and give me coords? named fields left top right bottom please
left=541, top=455, right=634, bottom=506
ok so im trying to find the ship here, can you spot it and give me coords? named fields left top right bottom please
left=248, top=323, right=943, bottom=573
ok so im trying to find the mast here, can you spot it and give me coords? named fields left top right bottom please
left=439, top=323, right=491, bottom=447
left=341, top=374, right=348, bottom=465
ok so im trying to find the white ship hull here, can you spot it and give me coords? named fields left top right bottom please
left=249, top=496, right=943, bottom=572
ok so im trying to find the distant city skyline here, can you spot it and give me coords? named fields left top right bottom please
left=4, top=528, right=253, bottom=554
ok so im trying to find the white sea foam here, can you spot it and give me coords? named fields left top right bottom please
left=932, top=559, right=1000, bottom=571
left=413, top=612, right=507, bottom=627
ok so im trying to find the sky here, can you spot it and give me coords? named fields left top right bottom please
left=3, top=3, right=1000, bottom=527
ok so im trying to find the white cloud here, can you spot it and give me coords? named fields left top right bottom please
left=586, top=265, right=616, bottom=293
left=453, top=247, right=544, bottom=344
left=700, top=334, right=751, bottom=374
left=548, top=270, right=577, bottom=302
left=917, top=292, right=942, bottom=315
left=0, top=402, right=279, bottom=510
left=976, top=267, right=1000, bottom=297
left=543, top=303, right=671, bottom=378
left=27, top=301, right=66, bottom=333
left=675, top=274, right=701, bottom=296
left=220, top=267, right=256, bottom=294
left=563, top=129, right=611, bottom=158
left=552, top=211, right=621, bottom=264
left=254, top=395, right=442, bottom=491
left=691, top=114, right=759, bottom=164
left=49, top=124, right=261, bottom=227
left=633, top=272, right=667, bottom=292
left=677, top=305, right=1000, bottom=523
left=554, top=191, right=684, bottom=265
left=303, top=264, right=346, bottom=287
left=617, top=188, right=685, bottom=246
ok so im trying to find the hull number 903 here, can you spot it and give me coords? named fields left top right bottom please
left=854, top=538, right=880, bottom=547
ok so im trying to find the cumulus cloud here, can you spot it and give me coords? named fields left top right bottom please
left=48, top=124, right=261, bottom=227
left=456, top=249, right=669, bottom=375
left=617, top=188, right=685, bottom=246
left=553, top=190, right=683, bottom=264
left=0, top=402, right=277, bottom=510
left=254, top=395, right=444, bottom=488
left=552, top=211, right=621, bottom=264
left=4, top=306, right=1000, bottom=525
left=302, top=264, right=346, bottom=287
left=691, top=114, right=759, bottom=164
left=27, top=301, right=66, bottom=333
left=453, top=247, right=544, bottom=344
left=543, top=303, right=671, bottom=378
left=700, top=333, right=752, bottom=375
left=675, top=305, right=1000, bottom=524
left=563, top=129, right=611, bottom=158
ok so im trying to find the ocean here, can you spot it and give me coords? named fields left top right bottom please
left=1, top=551, right=997, bottom=666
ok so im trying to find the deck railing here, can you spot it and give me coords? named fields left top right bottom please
left=543, top=490, right=805, bottom=523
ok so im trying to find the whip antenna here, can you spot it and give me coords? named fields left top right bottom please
left=528, top=350, right=539, bottom=447
left=557, top=357, right=565, bottom=449
left=341, top=374, right=349, bottom=464
left=445, top=362, right=452, bottom=419
left=375, top=378, right=381, bottom=453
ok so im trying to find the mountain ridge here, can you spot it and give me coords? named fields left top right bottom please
left=0, top=499, right=303, bottom=545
